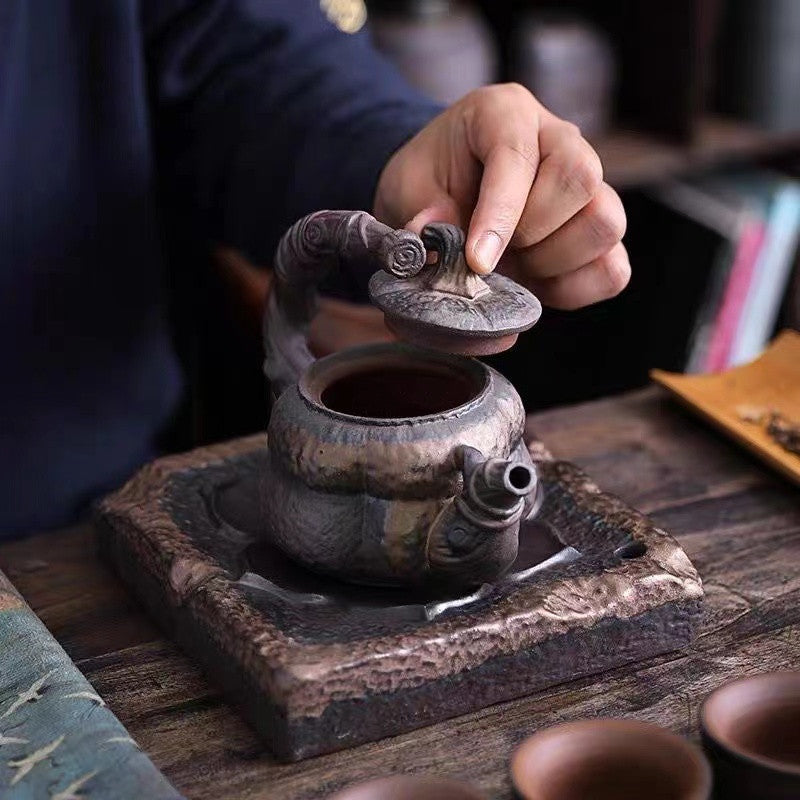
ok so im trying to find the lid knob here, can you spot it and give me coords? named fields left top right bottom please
left=369, top=222, right=542, bottom=355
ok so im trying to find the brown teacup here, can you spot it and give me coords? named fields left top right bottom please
left=328, top=775, right=486, bottom=800
left=701, top=671, right=800, bottom=799
left=511, top=719, right=712, bottom=800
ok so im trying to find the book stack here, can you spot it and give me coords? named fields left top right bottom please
left=651, top=170, right=800, bottom=373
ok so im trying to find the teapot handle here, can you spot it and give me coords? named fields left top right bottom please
left=263, top=210, right=427, bottom=397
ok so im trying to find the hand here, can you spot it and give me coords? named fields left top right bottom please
left=374, top=83, right=629, bottom=310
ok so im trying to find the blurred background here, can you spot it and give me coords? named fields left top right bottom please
left=186, top=0, right=800, bottom=446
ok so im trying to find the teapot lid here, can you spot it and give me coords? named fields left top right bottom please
left=369, top=223, right=541, bottom=355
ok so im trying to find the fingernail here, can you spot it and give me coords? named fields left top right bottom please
left=473, top=231, right=503, bottom=274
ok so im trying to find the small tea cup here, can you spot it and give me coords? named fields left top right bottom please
left=511, top=718, right=712, bottom=800
left=701, top=671, right=800, bottom=799
left=328, top=775, right=485, bottom=800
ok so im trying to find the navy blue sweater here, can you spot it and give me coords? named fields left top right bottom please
left=0, top=0, right=439, bottom=535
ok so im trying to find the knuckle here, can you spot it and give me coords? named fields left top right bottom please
left=466, top=83, right=541, bottom=163
left=461, top=86, right=499, bottom=121
left=503, top=82, right=534, bottom=103
left=471, top=83, right=537, bottom=117
left=580, top=148, right=605, bottom=193
left=559, top=147, right=603, bottom=204
left=467, top=84, right=494, bottom=105
left=598, top=249, right=631, bottom=297
left=505, top=139, right=539, bottom=171
left=559, top=120, right=583, bottom=140
left=588, top=187, right=626, bottom=247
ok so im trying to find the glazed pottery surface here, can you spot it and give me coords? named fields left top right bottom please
left=701, top=671, right=800, bottom=800
left=262, top=211, right=541, bottom=589
left=510, top=718, right=712, bottom=800
left=264, top=341, right=536, bottom=587
left=97, top=431, right=704, bottom=761
left=328, top=774, right=485, bottom=800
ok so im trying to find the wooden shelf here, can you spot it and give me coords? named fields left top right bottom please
left=596, top=116, right=800, bottom=189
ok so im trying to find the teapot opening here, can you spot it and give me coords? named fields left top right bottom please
left=320, top=363, right=481, bottom=419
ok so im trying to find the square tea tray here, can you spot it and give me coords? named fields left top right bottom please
left=96, top=434, right=703, bottom=762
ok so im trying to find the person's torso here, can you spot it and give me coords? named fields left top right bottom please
left=0, top=1, right=182, bottom=535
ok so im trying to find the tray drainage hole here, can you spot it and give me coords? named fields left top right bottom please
left=615, top=541, right=647, bottom=560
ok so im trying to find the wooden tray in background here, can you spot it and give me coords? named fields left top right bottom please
left=652, top=330, right=800, bottom=486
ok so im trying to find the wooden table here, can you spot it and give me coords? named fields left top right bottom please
left=2, top=388, right=799, bottom=799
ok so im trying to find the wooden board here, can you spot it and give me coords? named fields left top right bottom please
left=652, top=330, right=800, bottom=486
left=1, top=389, right=799, bottom=799
left=94, top=435, right=702, bottom=761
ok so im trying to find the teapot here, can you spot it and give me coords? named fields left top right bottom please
left=261, top=210, right=542, bottom=589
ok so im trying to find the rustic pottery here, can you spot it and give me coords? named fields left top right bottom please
left=96, top=431, right=703, bottom=761
left=700, top=671, right=800, bottom=799
left=261, top=210, right=542, bottom=589
left=96, top=211, right=703, bottom=761
left=510, top=718, right=712, bottom=800
left=328, top=774, right=485, bottom=800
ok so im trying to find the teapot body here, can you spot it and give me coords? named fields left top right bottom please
left=264, top=342, right=536, bottom=587
left=261, top=211, right=541, bottom=589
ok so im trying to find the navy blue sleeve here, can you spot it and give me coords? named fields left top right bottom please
left=141, top=0, right=442, bottom=271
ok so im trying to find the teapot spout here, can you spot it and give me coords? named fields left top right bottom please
left=425, top=446, right=539, bottom=587
left=458, top=445, right=537, bottom=518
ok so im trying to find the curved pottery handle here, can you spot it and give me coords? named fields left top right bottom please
left=263, top=210, right=426, bottom=396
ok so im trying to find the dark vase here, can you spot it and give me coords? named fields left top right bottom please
left=367, top=0, right=497, bottom=105
left=511, top=12, right=615, bottom=138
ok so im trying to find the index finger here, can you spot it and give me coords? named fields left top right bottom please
left=464, top=86, right=541, bottom=274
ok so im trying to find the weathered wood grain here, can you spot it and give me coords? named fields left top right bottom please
left=1, top=388, right=798, bottom=799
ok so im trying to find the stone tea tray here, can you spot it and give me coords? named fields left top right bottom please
left=96, top=434, right=703, bottom=762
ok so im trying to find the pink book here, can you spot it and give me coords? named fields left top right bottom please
left=704, top=219, right=766, bottom=372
